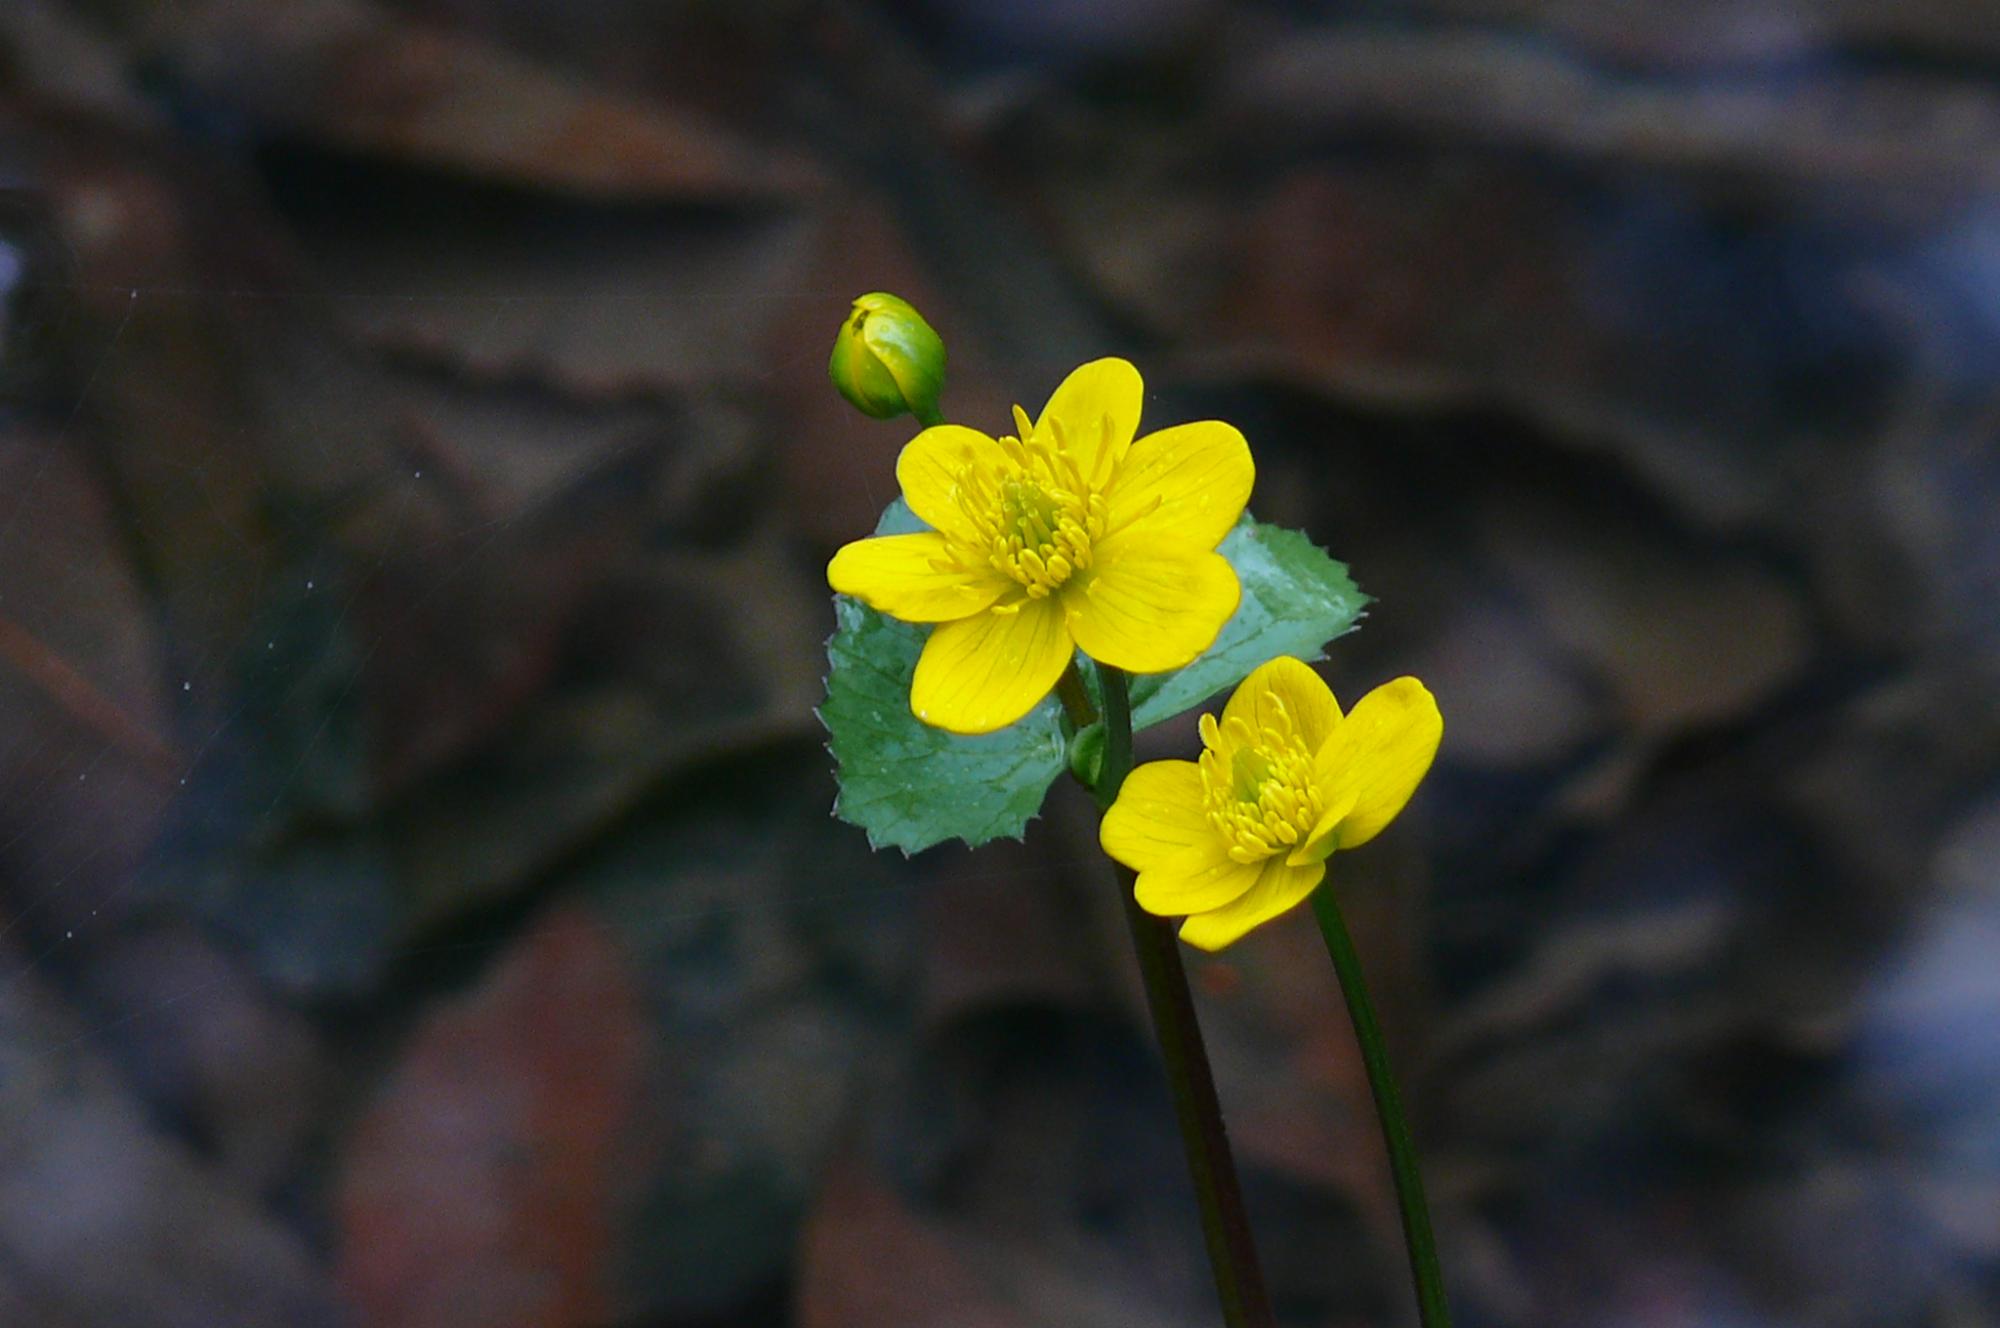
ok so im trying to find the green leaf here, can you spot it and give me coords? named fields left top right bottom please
left=821, top=504, right=1069, bottom=854
left=1126, top=518, right=1369, bottom=729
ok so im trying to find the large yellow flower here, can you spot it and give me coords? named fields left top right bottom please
left=1101, top=658, right=1443, bottom=950
left=827, top=358, right=1252, bottom=734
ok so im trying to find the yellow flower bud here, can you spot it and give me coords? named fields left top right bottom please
left=828, top=292, right=946, bottom=424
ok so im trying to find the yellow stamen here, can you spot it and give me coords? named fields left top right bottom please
left=1197, top=695, right=1324, bottom=865
left=936, top=417, right=1114, bottom=597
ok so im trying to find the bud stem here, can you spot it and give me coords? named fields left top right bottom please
left=912, top=402, right=946, bottom=428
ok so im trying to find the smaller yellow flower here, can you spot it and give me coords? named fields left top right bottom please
left=1101, top=658, right=1443, bottom=950
left=828, top=358, right=1252, bottom=734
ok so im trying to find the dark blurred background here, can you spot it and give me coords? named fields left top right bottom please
left=0, top=1, right=1996, bottom=1324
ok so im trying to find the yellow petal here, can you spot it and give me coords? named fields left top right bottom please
left=1220, top=656, right=1342, bottom=753
left=909, top=596, right=1074, bottom=734
left=1033, top=357, right=1143, bottom=485
left=1312, top=677, right=1443, bottom=850
left=1106, top=420, right=1253, bottom=550
left=1064, top=530, right=1239, bottom=674
left=1286, top=788, right=1358, bottom=866
left=1177, top=857, right=1327, bottom=951
left=1133, top=837, right=1262, bottom=917
left=896, top=425, right=1007, bottom=542
left=1100, top=760, right=1208, bottom=870
left=828, top=533, right=1006, bottom=623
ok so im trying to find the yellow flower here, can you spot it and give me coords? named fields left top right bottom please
left=1100, top=658, right=1442, bottom=950
left=827, top=358, right=1252, bottom=734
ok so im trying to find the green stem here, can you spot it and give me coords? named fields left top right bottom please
left=1055, top=661, right=1096, bottom=730
left=912, top=402, right=947, bottom=428
left=1095, top=665, right=1132, bottom=807
left=1094, top=665, right=1274, bottom=1328
left=1309, top=886, right=1453, bottom=1328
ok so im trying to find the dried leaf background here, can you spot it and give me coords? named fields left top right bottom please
left=0, top=1, right=1995, bottom=1325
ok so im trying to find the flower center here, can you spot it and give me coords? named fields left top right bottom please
left=948, top=408, right=1110, bottom=598
left=1197, top=702, right=1324, bottom=865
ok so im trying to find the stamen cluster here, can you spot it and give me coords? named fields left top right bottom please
left=945, top=412, right=1111, bottom=599
left=1197, top=704, right=1325, bottom=865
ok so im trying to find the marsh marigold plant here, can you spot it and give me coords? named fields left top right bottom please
left=1101, top=657, right=1443, bottom=949
left=827, top=358, right=1252, bottom=734
left=821, top=295, right=1456, bottom=1328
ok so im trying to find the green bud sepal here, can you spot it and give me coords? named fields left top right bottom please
left=828, top=291, right=946, bottom=425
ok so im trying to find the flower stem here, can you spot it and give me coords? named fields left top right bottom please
left=1055, top=662, right=1096, bottom=730
left=1094, top=665, right=1274, bottom=1328
left=1095, top=665, right=1132, bottom=802
left=913, top=402, right=946, bottom=428
left=1309, top=885, right=1453, bottom=1328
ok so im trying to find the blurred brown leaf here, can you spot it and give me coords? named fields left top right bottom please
left=0, top=424, right=173, bottom=936
left=916, top=835, right=1100, bottom=1028
left=284, top=181, right=823, bottom=399
left=1397, top=588, right=1605, bottom=769
left=74, top=922, right=328, bottom=1192
left=1386, top=0, right=2000, bottom=72
left=1226, top=29, right=2000, bottom=203
left=1479, top=493, right=1810, bottom=736
left=556, top=755, right=917, bottom=1321
left=0, top=939, right=336, bottom=1327
left=336, top=908, right=650, bottom=1328
left=386, top=539, right=824, bottom=930
left=799, top=1158, right=1023, bottom=1328
left=136, top=0, right=821, bottom=201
